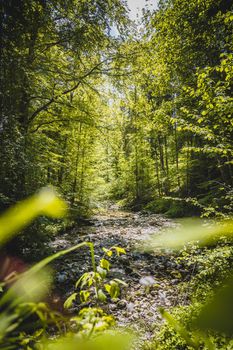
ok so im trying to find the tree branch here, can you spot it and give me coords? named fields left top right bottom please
left=29, top=59, right=109, bottom=123
left=30, top=117, right=93, bottom=133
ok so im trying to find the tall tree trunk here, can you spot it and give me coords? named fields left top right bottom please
left=186, top=135, right=190, bottom=195
left=164, top=135, right=170, bottom=194
left=158, top=134, right=165, bottom=172
left=174, top=122, right=181, bottom=193
left=57, top=136, right=68, bottom=186
left=150, top=136, right=161, bottom=196
left=79, top=131, right=87, bottom=203
left=71, top=124, right=82, bottom=206
left=164, top=135, right=169, bottom=176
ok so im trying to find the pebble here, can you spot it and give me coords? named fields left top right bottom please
left=117, top=299, right=127, bottom=309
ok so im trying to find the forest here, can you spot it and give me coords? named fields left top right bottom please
left=0, top=0, right=233, bottom=349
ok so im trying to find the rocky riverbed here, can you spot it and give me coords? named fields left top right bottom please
left=50, top=208, right=191, bottom=340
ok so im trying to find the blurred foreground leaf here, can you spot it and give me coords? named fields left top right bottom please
left=45, top=331, right=134, bottom=350
left=0, top=269, right=52, bottom=309
left=0, top=187, right=67, bottom=246
left=0, top=239, right=96, bottom=349
left=192, top=274, right=233, bottom=336
left=143, top=219, right=233, bottom=251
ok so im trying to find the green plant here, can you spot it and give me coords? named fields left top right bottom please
left=64, top=246, right=127, bottom=307
left=70, top=307, right=115, bottom=338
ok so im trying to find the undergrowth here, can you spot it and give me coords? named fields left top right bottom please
left=143, top=241, right=233, bottom=350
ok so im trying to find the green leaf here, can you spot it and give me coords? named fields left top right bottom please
left=64, top=293, right=77, bottom=309
left=201, top=110, right=207, bottom=116
left=112, top=247, right=126, bottom=256
left=97, top=266, right=107, bottom=279
left=0, top=187, right=67, bottom=246
left=0, top=268, right=52, bottom=308
left=80, top=290, right=90, bottom=303
left=44, top=330, right=133, bottom=350
left=192, top=275, right=233, bottom=336
left=97, top=289, right=107, bottom=302
left=104, top=284, right=111, bottom=294
left=102, top=248, right=113, bottom=257
left=100, top=259, right=110, bottom=271
left=105, top=281, right=120, bottom=299
left=76, top=272, right=94, bottom=289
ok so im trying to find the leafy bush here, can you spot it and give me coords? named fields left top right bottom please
left=145, top=198, right=199, bottom=217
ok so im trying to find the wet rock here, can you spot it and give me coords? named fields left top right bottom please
left=124, top=266, right=133, bottom=274
left=139, top=276, right=156, bottom=286
left=117, top=299, right=127, bottom=309
left=109, top=303, right=118, bottom=311
left=56, top=272, right=68, bottom=283
left=126, top=302, right=135, bottom=312
left=171, top=279, right=179, bottom=285
left=131, top=252, right=143, bottom=260
left=109, top=268, right=126, bottom=279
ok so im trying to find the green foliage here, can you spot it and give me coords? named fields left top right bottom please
left=0, top=190, right=67, bottom=348
left=159, top=307, right=200, bottom=349
left=44, top=331, right=133, bottom=350
left=0, top=188, right=67, bottom=246
left=1, top=0, right=232, bottom=229
left=0, top=0, right=130, bottom=255
left=70, top=308, right=115, bottom=336
left=96, top=0, right=233, bottom=218
left=145, top=198, right=199, bottom=218
left=0, top=191, right=130, bottom=349
left=192, top=275, right=233, bottom=337
left=65, top=245, right=127, bottom=306
left=1, top=0, right=233, bottom=348
left=143, top=218, right=233, bottom=349
left=145, top=304, right=233, bottom=350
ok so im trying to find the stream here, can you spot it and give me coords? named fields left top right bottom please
left=50, top=208, right=190, bottom=340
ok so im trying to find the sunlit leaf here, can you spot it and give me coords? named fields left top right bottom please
left=64, top=293, right=77, bottom=309
left=44, top=331, right=134, bottom=350
left=143, top=219, right=233, bottom=251
left=0, top=187, right=67, bottom=246
left=112, top=247, right=126, bottom=256
left=102, top=248, right=113, bottom=257
left=105, top=281, right=120, bottom=299
left=97, top=289, right=107, bottom=302
left=80, top=290, right=90, bottom=303
left=100, top=259, right=110, bottom=271
left=0, top=268, right=52, bottom=309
